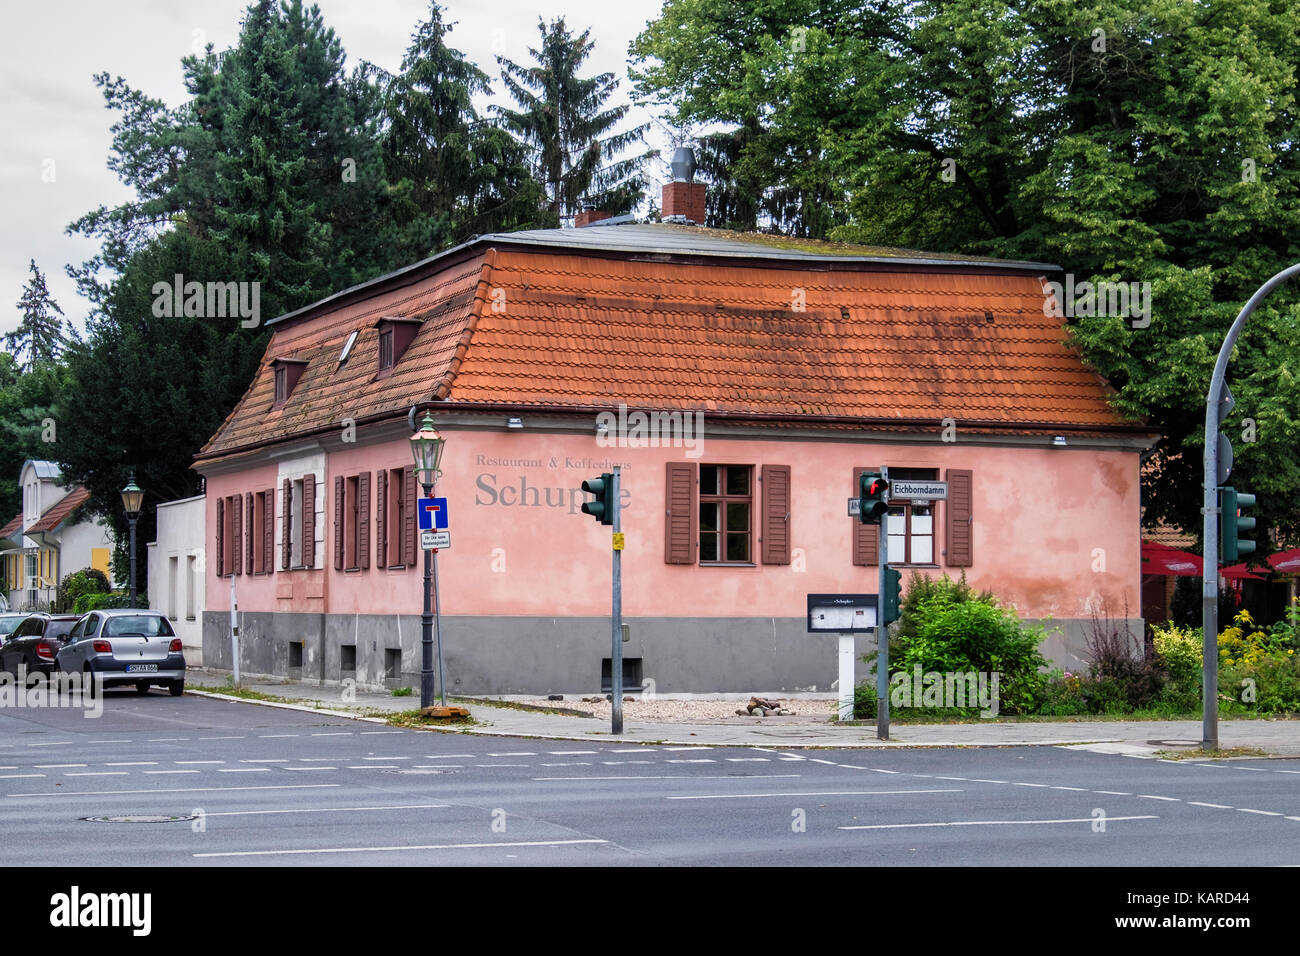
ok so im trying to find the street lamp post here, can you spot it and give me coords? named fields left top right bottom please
left=120, top=474, right=144, bottom=607
left=409, top=413, right=446, bottom=709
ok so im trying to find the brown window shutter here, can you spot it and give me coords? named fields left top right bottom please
left=945, top=468, right=973, bottom=567
left=333, top=476, right=345, bottom=571
left=375, top=470, right=387, bottom=568
left=231, top=494, right=242, bottom=575
left=281, top=478, right=292, bottom=570
left=664, top=462, right=696, bottom=565
left=403, top=467, right=417, bottom=566
left=263, top=488, right=274, bottom=574
left=303, top=473, right=317, bottom=568
left=216, top=496, right=225, bottom=577
left=760, top=464, right=791, bottom=565
left=245, top=493, right=254, bottom=573
left=358, top=472, right=371, bottom=570
left=853, top=467, right=879, bottom=566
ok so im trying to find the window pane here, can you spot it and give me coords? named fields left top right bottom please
left=726, top=532, right=750, bottom=562
left=911, top=506, right=933, bottom=535
left=699, top=466, right=719, bottom=496
left=886, top=506, right=906, bottom=535
left=912, top=535, right=934, bottom=564
left=726, top=501, right=749, bottom=532
left=700, top=533, right=719, bottom=562
left=887, top=534, right=906, bottom=564
left=700, top=502, right=719, bottom=533
left=725, top=467, right=749, bottom=496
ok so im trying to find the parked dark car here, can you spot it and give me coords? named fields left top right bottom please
left=55, top=609, right=186, bottom=696
left=0, top=613, right=28, bottom=642
left=0, top=614, right=81, bottom=677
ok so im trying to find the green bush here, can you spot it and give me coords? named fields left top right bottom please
left=73, top=591, right=145, bottom=614
left=56, top=568, right=111, bottom=613
left=873, top=572, right=1050, bottom=716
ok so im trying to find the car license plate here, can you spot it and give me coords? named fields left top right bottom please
left=126, top=664, right=158, bottom=673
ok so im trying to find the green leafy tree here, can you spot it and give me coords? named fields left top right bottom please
left=6, top=260, right=69, bottom=371
left=495, top=17, right=651, bottom=219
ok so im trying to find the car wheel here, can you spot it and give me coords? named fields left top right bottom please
left=135, top=682, right=150, bottom=695
left=168, top=680, right=184, bottom=697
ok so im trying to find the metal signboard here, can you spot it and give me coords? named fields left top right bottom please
left=417, top=497, right=448, bottom=531
left=807, top=593, right=877, bottom=634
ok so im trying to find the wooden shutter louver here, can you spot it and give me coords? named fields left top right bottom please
left=945, top=468, right=973, bottom=567
left=664, top=462, right=696, bottom=565
left=303, top=474, right=317, bottom=568
left=760, top=464, right=791, bottom=565
left=333, top=476, right=345, bottom=571
left=231, top=495, right=242, bottom=575
left=358, top=472, right=370, bottom=570
left=853, top=467, right=879, bottom=567
left=403, top=467, right=417, bottom=566
left=245, top=493, right=254, bottom=574
left=281, top=478, right=292, bottom=570
left=375, top=470, right=386, bottom=568
left=263, top=488, right=274, bottom=574
left=216, top=497, right=225, bottom=577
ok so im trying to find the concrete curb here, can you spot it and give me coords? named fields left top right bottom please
left=186, top=689, right=391, bottom=724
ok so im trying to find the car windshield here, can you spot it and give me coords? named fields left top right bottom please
left=46, top=621, right=78, bottom=639
left=105, top=615, right=175, bottom=637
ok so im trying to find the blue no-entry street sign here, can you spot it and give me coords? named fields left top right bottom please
left=418, top=497, right=448, bottom=530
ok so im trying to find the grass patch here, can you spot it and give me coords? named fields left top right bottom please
left=1156, top=746, right=1272, bottom=761
left=381, top=709, right=478, bottom=729
left=391, top=687, right=414, bottom=697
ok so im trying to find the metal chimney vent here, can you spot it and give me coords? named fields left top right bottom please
left=670, top=147, right=696, bottom=183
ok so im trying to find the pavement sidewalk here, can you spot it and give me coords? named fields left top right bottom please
left=186, top=668, right=1300, bottom=755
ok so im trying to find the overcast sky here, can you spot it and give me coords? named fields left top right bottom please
left=0, top=0, right=668, bottom=338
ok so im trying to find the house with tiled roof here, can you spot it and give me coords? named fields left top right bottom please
left=194, top=177, right=1158, bottom=692
left=0, top=460, right=115, bottom=610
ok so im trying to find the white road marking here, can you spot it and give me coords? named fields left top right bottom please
left=487, top=752, right=536, bottom=757
left=540, top=762, right=592, bottom=767
left=349, top=765, right=398, bottom=770
left=1137, top=794, right=1181, bottom=801
left=241, top=759, right=289, bottom=764
left=146, top=737, right=189, bottom=742
left=413, top=765, right=461, bottom=769
left=423, top=755, right=474, bottom=760
left=1013, top=783, right=1049, bottom=788
left=65, top=772, right=128, bottom=777
left=362, top=756, right=409, bottom=761
left=1237, top=808, right=1283, bottom=816
left=217, top=767, right=271, bottom=773
left=258, top=734, right=298, bottom=739
left=548, top=750, right=598, bottom=755
left=24, top=741, right=73, bottom=747
left=608, top=748, right=657, bottom=753
left=199, top=736, right=244, bottom=740
left=359, top=731, right=403, bottom=735
left=34, top=764, right=86, bottom=769
left=195, top=838, right=607, bottom=858
left=296, top=758, right=338, bottom=762
left=0, top=774, right=44, bottom=779
left=145, top=770, right=199, bottom=775
left=668, top=789, right=962, bottom=801
left=602, top=760, right=654, bottom=765
left=202, top=804, right=448, bottom=818
left=666, top=759, right=715, bottom=764
left=473, top=763, right=529, bottom=768
left=840, top=815, right=1160, bottom=830
left=725, top=758, right=770, bottom=763
left=934, top=776, right=967, bottom=781
left=284, top=767, right=336, bottom=772
left=311, top=732, right=352, bottom=737
left=1188, top=802, right=1233, bottom=809
left=175, top=760, right=223, bottom=765
left=1049, top=786, right=1085, bottom=791
left=11, top=784, right=340, bottom=797
left=663, top=747, right=706, bottom=752
left=91, top=740, right=132, bottom=744
left=106, top=762, right=157, bottom=767
left=534, top=774, right=801, bottom=781
left=1093, top=790, right=1132, bottom=796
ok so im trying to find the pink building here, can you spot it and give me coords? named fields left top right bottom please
left=194, top=215, right=1157, bottom=693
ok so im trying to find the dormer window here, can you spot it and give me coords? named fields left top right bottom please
left=374, top=317, right=421, bottom=379
left=271, top=358, right=308, bottom=410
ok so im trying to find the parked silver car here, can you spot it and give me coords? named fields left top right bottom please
left=56, top=609, right=186, bottom=696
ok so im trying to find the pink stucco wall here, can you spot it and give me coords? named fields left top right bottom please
left=206, top=430, right=1140, bottom=622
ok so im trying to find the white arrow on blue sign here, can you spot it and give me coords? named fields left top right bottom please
left=418, top=497, right=448, bottom=530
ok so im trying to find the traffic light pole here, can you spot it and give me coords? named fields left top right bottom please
left=1201, top=262, right=1300, bottom=750
left=611, top=467, right=623, bottom=735
left=876, top=469, right=890, bottom=741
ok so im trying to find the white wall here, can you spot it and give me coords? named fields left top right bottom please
left=148, top=494, right=206, bottom=664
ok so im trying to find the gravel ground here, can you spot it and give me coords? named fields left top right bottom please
left=510, top=696, right=837, bottom=722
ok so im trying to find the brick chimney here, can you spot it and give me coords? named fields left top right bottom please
left=575, top=208, right=611, bottom=228
left=662, top=147, right=706, bottom=225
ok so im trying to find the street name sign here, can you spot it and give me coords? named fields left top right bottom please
left=888, top=480, right=948, bottom=501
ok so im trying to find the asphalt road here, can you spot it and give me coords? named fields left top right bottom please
left=1, top=690, right=1297, bottom=866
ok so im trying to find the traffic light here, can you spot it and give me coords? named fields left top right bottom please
left=1220, top=487, right=1257, bottom=562
left=858, top=472, right=889, bottom=525
left=581, top=473, right=614, bottom=526
left=882, top=566, right=902, bottom=625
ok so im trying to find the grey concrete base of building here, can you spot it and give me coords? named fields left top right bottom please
left=202, top=612, right=1143, bottom=696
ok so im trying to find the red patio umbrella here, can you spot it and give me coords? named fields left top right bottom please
left=1220, top=546, right=1300, bottom=578
left=1142, top=540, right=1266, bottom=580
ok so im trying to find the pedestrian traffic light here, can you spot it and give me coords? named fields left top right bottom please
left=1220, top=487, right=1257, bottom=562
left=859, top=472, right=889, bottom=525
left=882, top=566, right=902, bottom=625
left=581, top=473, right=614, bottom=526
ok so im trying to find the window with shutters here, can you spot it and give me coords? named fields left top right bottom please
left=290, top=478, right=305, bottom=568
left=221, top=495, right=237, bottom=576
left=384, top=466, right=407, bottom=568
left=344, top=475, right=359, bottom=569
left=884, top=467, right=939, bottom=566
left=699, top=464, right=752, bottom=564
left=250, top=490, right=273, bottom=574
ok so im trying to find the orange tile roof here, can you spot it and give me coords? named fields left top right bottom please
left=27, top=486, right=90, bottom=534
left=0, top=512, right=21, bottom=540
left=198, top=225, right=1150, bottom=461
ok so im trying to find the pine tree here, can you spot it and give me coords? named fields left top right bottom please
left=494, top=18, right=651, bottom=220
left=6, top=260, right=67, bottom=371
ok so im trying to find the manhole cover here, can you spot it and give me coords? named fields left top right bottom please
left=82, top=814, right=196, bottom=824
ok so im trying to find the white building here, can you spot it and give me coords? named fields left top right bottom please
left=146, top=494, right=206, bottom=663
left=0, top=460, right=115, bottom=610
